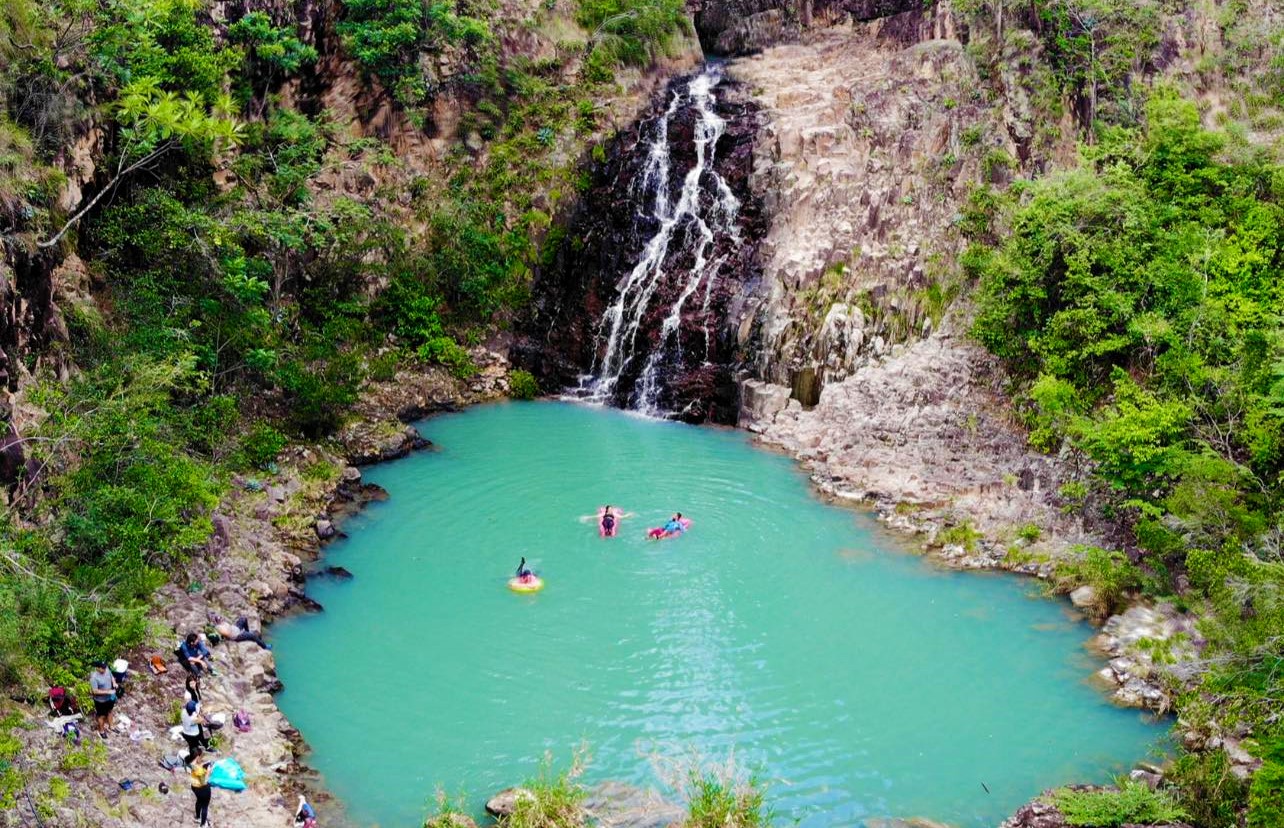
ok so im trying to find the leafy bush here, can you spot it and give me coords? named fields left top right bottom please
left=937, top=520, right=982, bottom=552
left=239, top=423, right=289, bottom=470
left=576, top=0, right=688, bottom=72
left=1167, top=748, right=1249, bottom=828
left=1249, top=731, right=1284, bottom=828
left=228, top=11, right=318, bottom=81
left=337, top=0, right=489, bottom=106
left=971, top=88, right=1284, bottom=731
left=419, top=336, right=476, bottom=379
left=1016, top=523, right=1042, bottom=542
left=1053, top=546, right=1141, bottom=617
left=276, top=356, right=363, bottom=437
left=508, top=369, right=539, bottom=400
left=1049, top=782, right=1187, bottom=827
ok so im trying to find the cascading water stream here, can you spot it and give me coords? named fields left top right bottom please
left=575, top=66, right=741, bottom=416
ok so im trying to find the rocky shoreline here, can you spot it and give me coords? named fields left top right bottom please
left=8, top=352, right=510, bottom=828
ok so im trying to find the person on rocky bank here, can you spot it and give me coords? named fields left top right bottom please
left=189, top=748, right=213, bottom=826
left=179, top=632, right=214, bottom=676
left=180, top=699, right=212, bottom=765
left=88, top=660, right=118, bottom=739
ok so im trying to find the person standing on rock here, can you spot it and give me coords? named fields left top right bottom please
left=88, top=660, right=118, bottom=739
left=181, top=700, right=212, bottom=765
left=189, top=748, right=213, bottom=826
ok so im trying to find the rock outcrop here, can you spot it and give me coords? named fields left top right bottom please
left=732, top=8, right=1018, bottom=398
left=518, top=69, right=766, bottom=422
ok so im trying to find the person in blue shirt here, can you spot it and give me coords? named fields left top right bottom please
left=178, top=633, right=214, bottom=677
left=662, top=513, right=685, bottom=534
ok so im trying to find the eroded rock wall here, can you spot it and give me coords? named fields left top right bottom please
left=517, top=70, right=766, bottom=423
left=733, top=7, right=1025, bottom=397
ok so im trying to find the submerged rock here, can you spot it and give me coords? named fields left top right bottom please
left=585, top=780, right=684, bottom=828
left=866, top=819, right=954, bottom=828
left=425, top=815, right=478, bottom=828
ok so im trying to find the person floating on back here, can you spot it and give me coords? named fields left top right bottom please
left=648, top=513, right=689, bottom=540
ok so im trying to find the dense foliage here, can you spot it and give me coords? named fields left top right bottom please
left=968, top=90, right=1284, bottom=824
left=0, top=0, right=693, bottom=701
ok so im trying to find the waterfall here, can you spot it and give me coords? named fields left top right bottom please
left=575, top=66, right=742, bottom=417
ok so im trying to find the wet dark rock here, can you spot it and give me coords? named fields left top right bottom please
left=256, top=676, right=285, bottom=695
left=516, top=70, right=766, bottom=424
left=319, top=566, right=353, bottom=580
left=284, top=589, right=323, bottom=613
left=329, top=482, right=389, bottom=526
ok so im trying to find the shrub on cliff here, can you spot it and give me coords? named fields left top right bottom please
left=337, top=0, right=490, bottom=107
left=508, top=369, right=539, bottom=400
left=969, top=85, right=1284, bottom=765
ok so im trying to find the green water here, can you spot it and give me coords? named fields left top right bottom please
left=272, top=402, right=1163, bottom=828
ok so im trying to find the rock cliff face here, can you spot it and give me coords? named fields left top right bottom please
left=518, top=68, right=766, bottom=423
left=733, top=7, right=1024, bottom=399
left=691, top=0, right=924, bottom=55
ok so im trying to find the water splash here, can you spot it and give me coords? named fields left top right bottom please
left=575, top=67, right=741, bottom=416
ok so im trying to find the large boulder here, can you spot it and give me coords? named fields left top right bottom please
left=738, top=379, right=792, bottom=431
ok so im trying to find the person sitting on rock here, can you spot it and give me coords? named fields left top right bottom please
left=295, top=794, right=318, bottom=828
left=47, top=686, right=78, bottom=718
left=213, top=614, right=272, bottom=650
left=178, top=633, right=214, bottom=677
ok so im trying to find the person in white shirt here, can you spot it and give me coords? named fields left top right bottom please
left=180, top=699, right=211, bottom=765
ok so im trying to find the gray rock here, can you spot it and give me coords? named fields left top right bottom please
left=485, top=787, right=535, bottom=818
left=738, top=379, right=792, bottom=431
left=1069, top=585, right=1097, bottom=609
left=315, top=519, right=336, bottom=539
left=425, top=815, right=478, bottom=828
left=341, top=465, right=361, bottom=482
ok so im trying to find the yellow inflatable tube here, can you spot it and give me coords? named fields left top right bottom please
left=508, top=576, right=544, bottom=593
